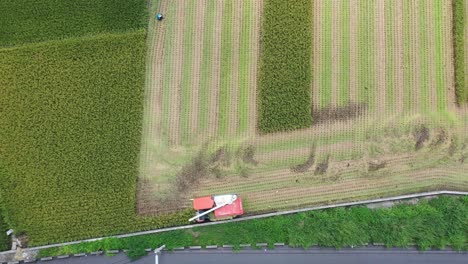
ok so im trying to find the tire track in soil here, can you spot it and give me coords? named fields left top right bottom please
left=249, top=0, right=262, bottom=137
left=208, top=0, right=224, bottom=137
left=375, top=0, right=386, bottom=115
left=167, top=0, right=185, bottom=146
left=444, top=1, right=457, bottom=111
left=228, top=0, right=243, bottom=136
left=394, top=0, right=405, bottom=114
left=189, top=0, right=207, bottom=139
left=330, top=0, right=340, bottom=107
left=349, top=0, right=358, bottom=103
left=312, top=0, right=323, bottom=110
left=426, top=0, right=438, bottom=112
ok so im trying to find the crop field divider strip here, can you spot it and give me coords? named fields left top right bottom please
left=11, top=191, right=467, bottom=253
left=197, top=0, right=216, bottom=135
left=434, top=0, right=448, bottom=111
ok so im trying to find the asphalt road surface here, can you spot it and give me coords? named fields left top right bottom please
left=38, top=247, right=467, bottom=264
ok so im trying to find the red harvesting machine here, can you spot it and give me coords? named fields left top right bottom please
left=189, top=194, right=244, bottom=222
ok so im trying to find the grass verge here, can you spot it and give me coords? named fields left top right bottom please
left=38, top=196, right=468, bottom=260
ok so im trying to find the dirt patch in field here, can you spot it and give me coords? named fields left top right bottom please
left=312, top=103, right=367, bottom=124
left=210, top=147, right=232, bottom=167
left=314, top=155, right=330, bottom=175
left=368, top=159, right=387, bottom=172
left=413, top=125, right=430, bottom=150
left=291, top=145, right=316, bottom=173
left=240, top=145, right=258, bottom=165
left=430, top=128, right=448, bottom=147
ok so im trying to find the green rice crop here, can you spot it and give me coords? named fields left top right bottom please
left=0, top=0, right=147, bottom=47
left=258, top=0, right=313, bottom=133
left=453, top=0, right=467, bottom=103
left=0, top=32, right=190, bottom=245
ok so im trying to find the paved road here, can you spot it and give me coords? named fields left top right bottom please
left=37, top=248, right=467, bottom=264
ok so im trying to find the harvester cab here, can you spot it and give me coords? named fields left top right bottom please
left=189, top=194, right=244, bottom=222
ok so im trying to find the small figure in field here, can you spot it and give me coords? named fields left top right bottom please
left=156, top=13, right=164, bottom=21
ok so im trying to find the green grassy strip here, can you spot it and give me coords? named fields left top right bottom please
left=0, top=210, right=10, bottom=251
left=339, top=0, right=350, bottom=106
left=402, top=0, right=413, bottom=113
left=197, top=0, right=216, bottom=134
left=320, top=0, right=333, bottom=108
left=218, top=0, right=234, bottom=138
left=434, top=0, right=448, bottom=111
left=238, top=0, right=253, bottom=135
left=0, top=0, right=148, bottom=47
left=179, top=0, right=196, bottom=145
left=357, top=0, right=371, bottom=106
left=418, top=0, right=431, bottom=113
left=160, top=1, right=178, bottom=142
left=367, top=0, right=376, bottom=110
left=384, top=0, right=395, bottom=111
left=39, top=196, right=468, bottom=260
left=453, top=0, right=467, bottom=103
left=259, top=0, right=312, bottom=133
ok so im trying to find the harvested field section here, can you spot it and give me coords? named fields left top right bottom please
left=139, top=0, right=262, bottom=213
left=139, top=0, right=467, bottom=219
left=194, top=155, right=468, bottom=212
left=312, top=0, right=452, bottom=114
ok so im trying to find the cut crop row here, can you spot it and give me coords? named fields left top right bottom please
left=258, top=0, right=313, bottom=133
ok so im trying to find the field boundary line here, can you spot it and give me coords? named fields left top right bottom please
left=6, top=190, right=467, bottom=253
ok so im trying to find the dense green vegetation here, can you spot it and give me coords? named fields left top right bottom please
left=258, top=0, right=313, bottom=133
left=0, top=31, right=194, bottom=245
left=39, top=196, right=468, bottom=259
left=453, top=0, right=467, bottom=103
left=0, top=211, right=10, bottom=251
left=0, top=0, right=195, bottom=246
left=0, top=0, right=147, bottom=47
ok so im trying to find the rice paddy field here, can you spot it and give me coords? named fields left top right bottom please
left=138, top=0, right=468, bottom=215
left=0, top=0, right=467, bottom=248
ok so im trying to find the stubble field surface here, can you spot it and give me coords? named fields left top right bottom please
left=138, top=0, right=468, bottom=215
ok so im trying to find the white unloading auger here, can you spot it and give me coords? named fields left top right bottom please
left=188, top=195, right=237, bottom=222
